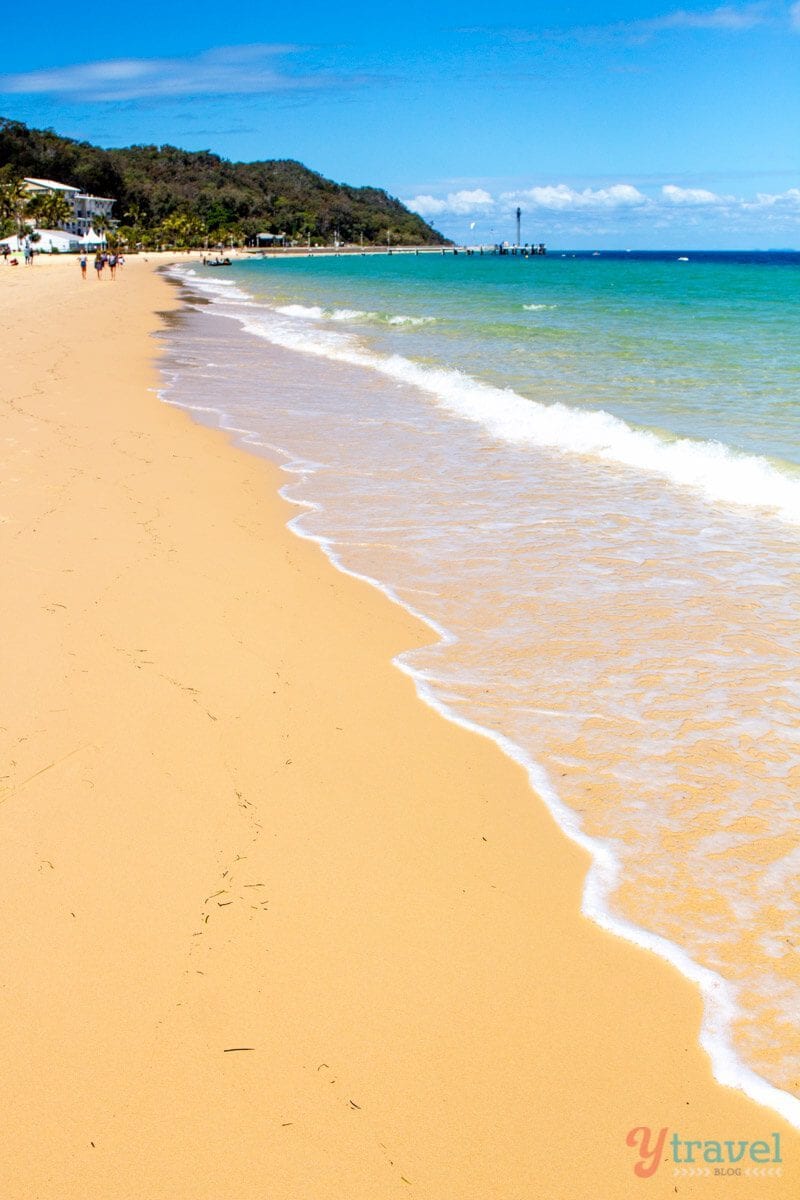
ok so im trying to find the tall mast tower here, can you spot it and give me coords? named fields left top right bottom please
left=516, top=206, right=521, bottom=247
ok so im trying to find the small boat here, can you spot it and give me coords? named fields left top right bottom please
left=678, top=256, right=689, bottom=262
left=205, top=257, right=232, bottom=267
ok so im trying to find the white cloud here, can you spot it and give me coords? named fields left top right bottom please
left=406, top=189, right=495, bottom=217
left=483, top=3, right=774, bottom=45
left=660, top=186, right=800, bottom=213
left=0, top=45, right=353, bottom=101
left=405, top=179, right=800, bottom=241
left=501, top=183, right=648, bottom=211
left=662, top=185, right=727, bottom=204
left=408, top=183, right=650, bottom=218
left=405, top=195, right=447, bottom=217
left=746, top=188, right=800, bottom=209
left=628, top=4, right=769, bottom=35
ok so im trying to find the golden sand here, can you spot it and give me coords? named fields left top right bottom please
left=1, top=253, right=797, bottom=1198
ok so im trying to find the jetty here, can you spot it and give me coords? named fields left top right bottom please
left=461, top=243, right=546, bottom=256
left=247, top=242, right=546, bottom=259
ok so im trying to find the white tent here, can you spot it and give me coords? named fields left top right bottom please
left=77, top=229, right=108, bottom=251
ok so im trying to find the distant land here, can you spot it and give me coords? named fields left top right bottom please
left=0, top=118, right=448, bottom=247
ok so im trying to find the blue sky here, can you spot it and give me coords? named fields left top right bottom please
left=0, top=2, right=798, bottom=247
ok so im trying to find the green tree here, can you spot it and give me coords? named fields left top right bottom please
left=91, top=212, right=111, bottom=242
left=123, top=201, right=144, bottom=225
left=212, top=223, right=243, bottom=248
left=0, top=178, right=29, bottom=236
left=114, top=224, right=136, bottom=249
left=30, top=191, right=73, bottom=229
left=0, top=117, right=450, bottom=248
left=120, top=202, right=146, bottom=250
left=159, top=211, right=207, bottom=248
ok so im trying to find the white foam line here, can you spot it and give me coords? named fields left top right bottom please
left=275, top=303, right=325, bottom=318
left=158, top=273, right=800, bottom=1129
left=174, top=264, right=800, bottom=526
left=386, top=314, right=436, bottom=325
left=273, top=458, right=800, bottom=1131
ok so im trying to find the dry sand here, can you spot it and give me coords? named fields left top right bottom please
left=1, top=253, right=797, bottom=1198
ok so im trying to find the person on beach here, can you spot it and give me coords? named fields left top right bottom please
left=23, top=244, right=32, bottom=266
left=94, top=254, right=104, bottom=279
left=108, top=253, right=117, bottom=279
left=79, top=254, right=87, bottom=279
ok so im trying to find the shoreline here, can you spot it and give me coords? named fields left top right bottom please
left=169, top=256, right=800, bottom=527
left=2, top=254, right=798, bottom=1197
left=164, top=263, right=800, bottom=1131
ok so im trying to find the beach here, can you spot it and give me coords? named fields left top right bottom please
left=1, top=253, right=797, bottom=1198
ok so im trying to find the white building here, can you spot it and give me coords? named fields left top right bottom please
left=1, top=228, right=113, bottom=254
left=24, top=177, right=115, bottom=237
left=0, top=230, right=80, bottom=253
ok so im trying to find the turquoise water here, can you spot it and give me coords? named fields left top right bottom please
left=162, top=251, right=800, bottom=1126
left=232, top=250, right=800, bottom=468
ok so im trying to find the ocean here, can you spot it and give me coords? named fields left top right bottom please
left=160, top=249, right=800, bottom=1125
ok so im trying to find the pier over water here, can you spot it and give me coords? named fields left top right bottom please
left=249, top=242, right=547, bottom=259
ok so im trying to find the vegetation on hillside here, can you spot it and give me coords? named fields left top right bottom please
left=0, top=118, right=447, bottom=248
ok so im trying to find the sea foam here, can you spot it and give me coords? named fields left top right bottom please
left=276, top=458, right=800, bottom=1132
left=162, top=263, right=800, bottom=1130
left=175, top=266, right=800, bottom=527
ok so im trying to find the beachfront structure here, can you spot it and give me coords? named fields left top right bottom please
left=1, top=228, right=112, bottom=253
left=23, top=177, right=115, bottom=237
left=0, top=230, right=80, bottom=253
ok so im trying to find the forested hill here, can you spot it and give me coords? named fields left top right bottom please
left=0, top=118, right=447, bottom=246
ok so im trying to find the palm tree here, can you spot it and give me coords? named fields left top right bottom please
left=160, top=211, right=207, bottom=249
left=159, top=212, right=188, bottom=247
left=38, top=192, right=73, bottom=230
left=124, top=201, right=144, bottom=226
left=90, top=213, right=111, bottom=244
left=23, top=191, right=46, bottom=226
left=0, top=179, right=30, bottom=237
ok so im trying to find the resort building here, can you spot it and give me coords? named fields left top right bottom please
left=23, top=177, right=115, bottom=236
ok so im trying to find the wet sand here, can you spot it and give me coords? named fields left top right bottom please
left=1, top=252, right=797, bottom=1198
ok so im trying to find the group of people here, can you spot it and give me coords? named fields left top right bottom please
left=1, top=244, right=125, bottom=273
left=81, top=251, right=123, bottom=280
